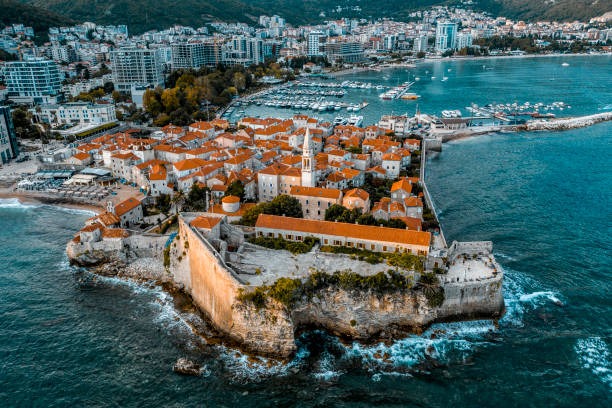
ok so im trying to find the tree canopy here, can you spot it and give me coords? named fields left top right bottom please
left=240, top=194, right=303, bottom=226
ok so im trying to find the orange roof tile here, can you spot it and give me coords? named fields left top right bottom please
left=391, top=179, right=413, bottom=193
left=173, top=158, right=208, bottom=172
left=71, top=152, right=91, bottom=161
left=114, top=197, right=141, bottom=217
left=102, top=228, right=130, bottom=238
left=222, top=195, right=240, bottom=204
left=290, top=186, right=341, bottom=200
left=404, top=197, right=423, bottom=207
left=255, top=214, right=431, bottom=247
left=344, top=188, right=369, bottom=201
left=191, top=216, right=221, bottom=230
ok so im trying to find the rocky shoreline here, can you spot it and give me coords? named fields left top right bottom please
left=66, top=216, right=505, bottom=360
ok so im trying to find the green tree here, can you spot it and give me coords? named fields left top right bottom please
left=240, top=195, right=303, bottom=226
left=184, top=183, right=210, bottom=211
left=325, top=204, right=347, bottom=221
left=225, top=180, right=245, bottom=200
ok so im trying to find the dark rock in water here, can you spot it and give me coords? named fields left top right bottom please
left=173, top=358, right=201, bottom=376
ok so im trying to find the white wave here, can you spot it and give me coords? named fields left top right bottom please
left=601, top=104, right=612, bottom=111
left=313, top=351, right=343, bottom=381
left=347, top=320, right=495, bottom=371
left=500, top=269, right=563, bottom=327
left=0, top=197, right=39, bottom=209
left=219, top=345, right=299, bottom=382
left=575, top=337, right=612, bottom=388
left=51, top=206, right=98, bottom=216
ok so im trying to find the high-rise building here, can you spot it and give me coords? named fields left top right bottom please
left=413, top=34, right=429, bottom=53
left=456, top=32, right=473, bottom=50
left=321, top=42, right=364, bottom=65
left=435, top=21, right=458, bottom=52
left=0, top=106, right=19, bottom=164
left=222, top=36, right=264, bottom=66
left=171, top=42, right=221, bottom=70
left=110, top=48, right=165, bottom=92
left=307, top=31, right=326, bottom=57
left=4, top=56, right=63, bottom=104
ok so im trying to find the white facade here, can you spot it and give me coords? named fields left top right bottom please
left=35, top=102, right=116, bottom=126
left=307, top=31, right=326, bottom=57
left=301, top=128, right=316, bottom=187
left=110, top=48, right=165, bottom=92
left=435, top=22, right=458, bottom=52
left=4, top=56, right=63, bottom=104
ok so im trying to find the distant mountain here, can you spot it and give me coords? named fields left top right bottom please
left=476, top=0, right=611, bottom=22
left=1, top=0, right=75, bottom=37
left=23, top=0, right=262, bottom=33
left=18, top=0, right=611, bottom=34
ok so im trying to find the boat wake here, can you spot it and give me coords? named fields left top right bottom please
left=575, top=337, right=612, bottom=389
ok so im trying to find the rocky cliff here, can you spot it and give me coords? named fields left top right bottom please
left=67, top=217, right=504, bottom=360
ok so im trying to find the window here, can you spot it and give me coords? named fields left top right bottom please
left=383, top=246, right=387, bottom=252
left=324, top=239, right=328, bottom=244
left=333, top=240, right=341, bottom=246
left=317, top=201, right=321, bottom=207
left=306, top=199, right=309, bottom=204
left=371, top=244, right=375, bottom=250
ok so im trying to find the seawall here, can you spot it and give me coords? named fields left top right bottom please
left=171, top=216, right=503, bottom=359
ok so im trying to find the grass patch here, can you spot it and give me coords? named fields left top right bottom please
left=248, top=236, right=318, bottom=255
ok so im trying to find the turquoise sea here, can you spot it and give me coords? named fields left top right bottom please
left=1, top=55, right=611, bottom=406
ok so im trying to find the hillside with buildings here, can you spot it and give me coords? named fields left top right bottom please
left=18, top=0, right=612, bottom=33
left=0, top=0, right=74, bottom=41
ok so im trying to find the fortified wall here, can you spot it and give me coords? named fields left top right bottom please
left=168, top=215, right=504, bottom=359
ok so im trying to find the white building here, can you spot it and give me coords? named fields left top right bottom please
left=307, top=31, right=326, bottom=57
left=110, top=48, right=165, bottom=92
left=413, top=34, right=428, bottom=53
left=4, top=56, right=63, bottom=104
left=456, top=32, right=473, bottom=50
left=35, top=102, right=116, bottom=126
left=435, top=22, right=458, bottom=52
left=171, top=41, right=221, bottom=69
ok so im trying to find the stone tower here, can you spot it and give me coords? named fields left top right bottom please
left=301, top=128, right=315, bottom=187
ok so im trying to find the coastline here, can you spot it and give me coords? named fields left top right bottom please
left=326, top=52, right=611, bottom=77
left=0, top=190, right=103, bottom=214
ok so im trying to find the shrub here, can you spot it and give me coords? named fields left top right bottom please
left=248, top=236, right=318, bottom=254
left=418, top=272, right=445, bottom=307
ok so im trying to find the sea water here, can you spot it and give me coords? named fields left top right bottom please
left=1, top=56, right=611, bottom=406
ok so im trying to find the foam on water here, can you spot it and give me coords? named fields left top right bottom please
left=347, top=319, right=496, bottom=372
left=0, top=197, right=39, bottom=209
left=500, top=267, right=563, bottom=327
left=0, top=198, right=97, bottom=216
left=79, top=261, right=564, bottom=382
left=312, top=351, right=344, bottom=381
left=575, top=337, right=612, bottom=389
